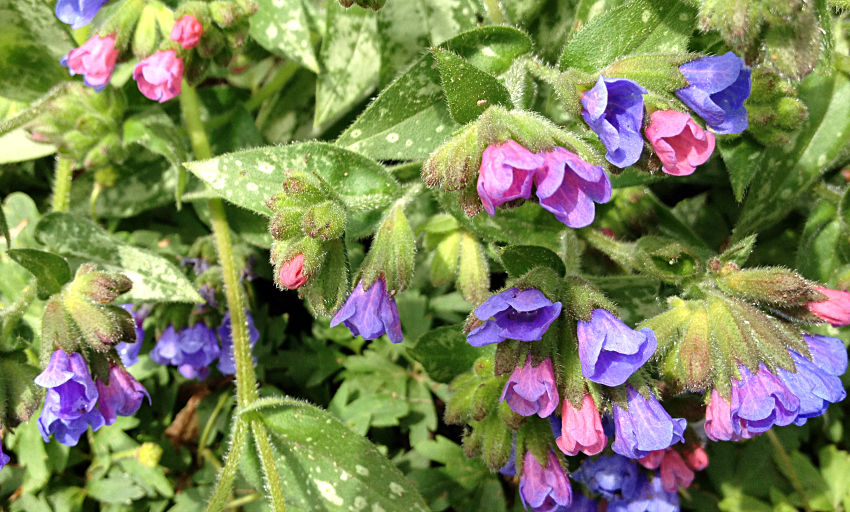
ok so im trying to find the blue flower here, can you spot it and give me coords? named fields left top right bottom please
left=520, top=450, right=573, bottom=512
left=608, top=474, right=679, bottom=512
left=778, top=351, right=846, bottom=426
left=676, top=52, right=751, bottom=134
left=116, top=304, right=146, bottom=367
left=577, top=309, right=657, bottom=387
left=55, top=0, right=110, bottom=29
left=217, top=310, right=260, bottom=375
left=467, top=287, right=562, bottom=347
left=581, top=76, right=647, bottom=168
left=574, top=454, right=638, bottom=500
left=150, top=324, right=221, bottom=381
left=95, top=365, right=149, bottom=426
left=331, top=279, right=403, bottom=344
left=730, top=363, right=799, bottom=436
left=612, top=386, right=686, bottom=459
left=0, top=442, right=9, bottom=472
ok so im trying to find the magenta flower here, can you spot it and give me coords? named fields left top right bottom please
left=574, top=454, right=638, bottom=500
left=659, top=450, right=694, bottom=493
left=55, top=0, right=108, bottom=29
left=279, top=254, right=308, bottom=289
left=581, top=76, right=647, bottom=168
left=467, top=287, right=562, bottom=347
left=501, top=356, right=559, bottom=418
left=676, top=52, right=751, bottom=134
left=556, top=393, right=608, bottom=456
left=637, top=449, right=666, bottom=469
left=133, top=51, right=184, bottom=103
left=171, top=15, right=204, bottom=49
left=645, top=110, right=716, bottom=176
left=730, top=363, right=799, bottom=435
left=612, top=386, right=686, bottom=459
left=577, top=309, right=657, bottom=387
left=477, top=140, right=545, bottom=216
left=683, top=445, right=709, bottom=471
left=150, top=324, right=221, bottom=380
left=331, top=279, right=403, bottom=344
left=519, top=450, right=573, bottom=512
left=534, top=147, right=611, bottom=228
left=217, top=310, right=260, bottom=375
left=806, top=287, right=850, bottom=327
left=704, top=389, right=744, bottom=442
left=35, top=349, right=105, bottom=446
left=61, top=35, right=119, bottom=92
left=95, top=365, right=150, bottom=426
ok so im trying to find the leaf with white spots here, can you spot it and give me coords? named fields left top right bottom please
left=249, top=0, right=320, bottom=72
left=241, top=398, right=430, bottom=512
left=34, top=212, right=203, bottom=303
left=185, top=142, right=401, bottom=239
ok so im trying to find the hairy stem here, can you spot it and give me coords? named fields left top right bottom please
left=251, top=420, right=287, bottom=511
left=766, top=429, right=813, bottom=512
left=203, top=418, right=247, bottom=512
left=245, top=61, right=300, bottom=113
left=52, top=157, right=74, bottom=213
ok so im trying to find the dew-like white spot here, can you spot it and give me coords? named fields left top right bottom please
left=372, top=504, right=385, bottom=512
left=315, top=480, right=343, bottom=506
left=353, top=497, right=368, bottom=511
left=817, top=154, right=828, bottom=166
left=436, top=125, right=444, bottom=133
left=355, top=465, right=369, bottom=476
left=246, top=182, right=258, bottom=191
left=340, top=470, right=350, bottom=481
left=641, top=9, right=651, bottom=22
left=258, top=162, right=276, bottom=174
left=386, top=133, right=399, bottom=143
left=389, top=482, right=404, bottom=495
left=679, top=12, right=688, bottom=20
left=287, top=19, right=302, bottom=31
left=405, top=139, right=413, bottom=147
left=306, top=437, right=313, bottom=442
left=480, top=46, right=496, bottom=57
left=266, top=25, right=278, bottom=39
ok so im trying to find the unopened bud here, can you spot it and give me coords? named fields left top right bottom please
left=481, top=409, right=513, bottom=471
left=70, top=266, right=133, bottom=303
left=359, top=205, right=415, bottom=294
left=209, top=1, right=240, bottom=27
left=132, top=4, right=160, bottom=58
left=279, top=254, right=308, bottom=289
left=457, top=232, right=489, bottom=304
left=270, top=236, right=326, bottom=291
left=302, top=200, right=346, bottom=240
left=717, top=267, right=817, bottom=306
left=269, top=207, right=303, bottom=241
left=423, top=123, right=480, bottom=190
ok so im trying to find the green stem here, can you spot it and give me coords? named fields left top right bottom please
left=52, top=157, right=74, bottom=213
left=483, top=0, right=507, bottom=24
left=251, top=420, right=287, bottom=511
left=223, top=493, right=261, bottom=510
left=245, top=61, right=300, bottom=113
left=198, top=392, right=232, bottom=465
left=203, top=418, right=248, bottom=512
left=1, top=281, right=37, bottom=347
left=766, top=429, right=814, bottom=512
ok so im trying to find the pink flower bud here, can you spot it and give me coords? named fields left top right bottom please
left=806, top=287, right=850, bottom=327
left=171, top=15, right=204, bottom=49
left=133, top=50, right=184, bottom=103
left=683, top=445, right=709, bottom=471
left=279, top=254, right=308, bottom=289
left=659, top=450, right=694, bottom=493
left=704, top=389, right=744, bottom=442
left=645, top=110, right=716, bottom=176
left=556, top=394, right=607, bottom=456
left=61, top=35, right=119, bottom=92
left=637, top=449, right=666, bottom=469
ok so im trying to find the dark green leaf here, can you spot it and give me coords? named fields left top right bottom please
left=587, top=275, right=665, bottom=327
left=500, top=244, right=566, bottom=278
left=717, top=135, right=766, bottom=202
left=433, top=49, right=513, bottom=125
left=0, top=195, right=8, bottom=250
left=249, top=0, right=320, bottom=72
left=123, top=109, right=190, bottom=208
left=407, top=325, right=487, bottom=384
left=6, top=248, right=70, bottom=299
left=86, top=478, right=146, bottom=504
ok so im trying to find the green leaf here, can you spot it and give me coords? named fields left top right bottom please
left=819, top=446, right=850, bottom=512
left=315, top=0, right=380, bottom=128
left=407, top=325, right=487, bottom=384
left=0, top=195, right=8, bottom=250
left=433, top=49, right=513, bottom=125
left=717, top=135, right=766, bottom=202
left=601, top=53, right=690, bottom=95
left=500, top=245, right=566, bottom=278
left=6, top=248, right=71, bottom=300
left=336, top=26, right=532, bottom=160
left=0, top=83, right=72, bottom=138
left=245, top=397, right=430, bottom=512
left=186, top=142, right=400, bottom=238
left=735, top=68, right=850, bottom=239
left=35, top=212, right=203, bottom=303
left=0, top=128, right=55, bottom=164
left=86, top=478, right=146, bottom=504
left=249, top=0, right=320, bottom=72
left=587, top=275, right=665, bottom=327
left=558, top=0, right=696, bottom=72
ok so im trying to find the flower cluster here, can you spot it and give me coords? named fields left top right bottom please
left=35, top=349, right=149, bottom=446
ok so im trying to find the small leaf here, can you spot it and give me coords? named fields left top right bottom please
left=86, top=478, right=146, bottom=504
left=6, top=248, right=71, bottom=299
left=717, top=135, right=766, bottom=202
left=249, top=0, right=320, bottom=72
left=500, top=245, right=566, bottom=278
left=430, top=231, right=460, bottom=287
left=457, top=232, right=489, bottom=304
left=433, top=49, right=514, bottom=125
left=123, top=109, right=190, bottom=208
left=719, top=235, right=757, bottom=267
left=408, top=325, right=487, bottom=384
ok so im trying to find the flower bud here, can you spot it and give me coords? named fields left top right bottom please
left=480, top=409, right=514, bottom=471
left=423, top=123, right=480, bottom=190
left=716, top=267, right=818, bottom=307
left=279, top=254, right=308, bottom=290
left=62, top=35, right=119, bottom=93
left=172, top=15, right=204, bottom=49
left=270, top=236, right=326, bottom=291
left=209, top=1, right=240, bottom=28
left=359, top=205, right=415, bottom=294
left=698, top=0, right=761, bottom=49
left=457, top=232, right=489, bottom=304
left=69, top=265, right=133, bottom=303
left=805, top=287, right=850, bottom=327
left=268, top=207, right=304, bottom=241
left=132, top=4, right=161, bottom=59
left=302, top=200, right=346, bottom=240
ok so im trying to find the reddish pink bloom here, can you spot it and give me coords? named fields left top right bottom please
left=705, top=389, right=745, bottom=441
left=280, top=254, right=308, bottom=289
left=637, top=449, right=666, bottom=470
left=133, top=50, right=184, bottom=103
left=556, top=394, right=607, bottom=456
left=61, top=35, right=119, bottom=92
left=659, top=450, right=694, bottom=493
left=645, top=110, right=715, bottom=176
left=806, top=287, right=850, bottom=327
left=171, top=15, right=204, bottom=49
left=683, top=445, right=709, bottom=471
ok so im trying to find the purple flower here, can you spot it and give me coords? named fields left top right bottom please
left=217, top=310, right=260, bottom=375
left=96, top=365, right=150, bottom=425
left=561, top=493, right=598, bottom=512
left=501, top=356, right=560, bottom=418
left=331, top=279, right=403, bottom=344
left=477, top=140, right=545, bottom=216
left=520, top=450, right=573, bottom=512
left=35, top=349, right=105, bottom=446
left=467, top=288, right=562, bottom=347
left=612, top=386, right=686, bottom=459
left=117, top=304, right=146, bottom=367
left=730, top=363, right=799, bottom=435
left=577, top=309, right=657, bottom=387
left=675, top=52, right=751, bottom=135
left=499, top=438, right=518, bottom=476
left=55, top=0, right=109, bottom=29
left=805, top=334, right=848, bottom=377
left=608, top=474, right=679, bottom=512
left=534, top=148, right=611, bottom=228
left=777, top=351, right=845, bottom=426
left=182, top=257, right=211, bottom=276
left=581, top=76, right=647, bottom=168
left=150, top=324, right=221, bottom=381
left=704, top=389, right=744, bottom=442
left=574, top=454, right=638, bottom=500
left=0, top=442, right=9, bottom=471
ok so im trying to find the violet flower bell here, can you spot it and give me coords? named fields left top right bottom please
left=703, top=389, right=744, bottom=442
left=573, top=454, right=638, bottom=500
left=729, top=363, right=800, bottom=435
left=331, top=279, right=403, bottom=344
left=0, top=443, right=8, bottom=471
left=116, top=304, right=146, bottom=367
left=676, top=52, right=751, bottom=134
left=805, top=287, right=850, bottom=327
left=534, top=147, right=611, bottom=228
left=805, top=334, right=849, bottom=378
left=61, top=35, right=119, bottom=92
left=501, top=356, right=560, bottom=418
left=55, top=0, right=109, bottom=29
left=564, top=493, right=598, bottom=512
left=608, top=474, right=680, bottom=512
left=150, top=323, right=221, bottom=380
left=133, top=51, right=184, bottom=103
left=467, top=287, right=562, bottom=347
left=477, top=140, right=545, bottom=216
left=556, top=393, right=608, bottom=456
left=217, top=310, right=260, bottom=375
left=577, top=309, right=657, bottom=387
left=612, top=386, right=686, bottom=459
left=519, top=450, right=573, bottom=512
left=644, top=110, right=716, bottom=176
left=95, top=365, right=150, bottom=426
left=35, top=349, right=105, bottom=446
left=777, top=348, right=846, bottom=426
left=581, top=76, right=647, bottom=168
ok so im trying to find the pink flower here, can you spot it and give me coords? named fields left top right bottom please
left=279, top=254, right=308, bottom=289
left=704, top=389, right=745, bottom=441
left=477, top=140, right=544, bottom=216
left=171, top=15, right=204, bottom=49
left=133, top=50, right=184, bottom=103
left=659, top=450, right=694, bottom=493
left=806, top=287, right=850, bottom=327
left=501, top=356, right=559, bottom=418
left=556, top=394, right=607, bottom=456
left=683, top=445, right=709, bottom=471
left=61, top=35, right=119, bottom=92
left=637, top=449, right=666, bottom=469
left=645, top=110, right=715, bottom=176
